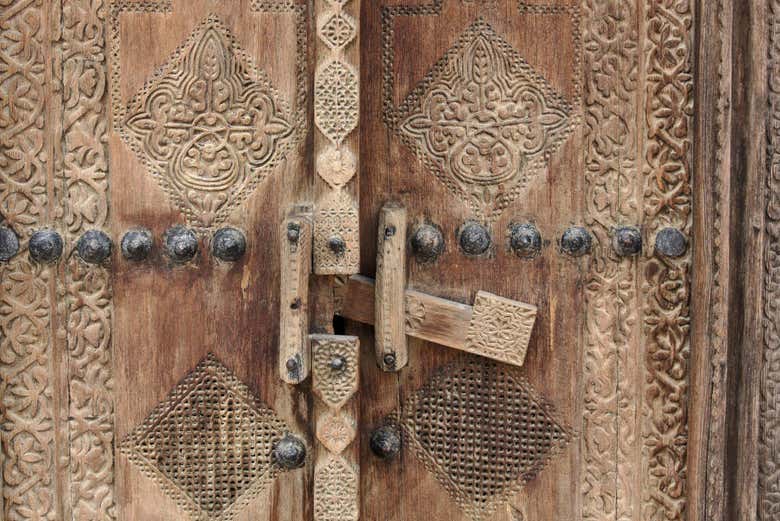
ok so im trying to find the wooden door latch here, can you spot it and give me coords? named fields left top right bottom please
left=278, top=203, right=539, bottom=384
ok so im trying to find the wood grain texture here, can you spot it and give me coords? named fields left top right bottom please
left=374, top=204, right=407, bottom=371
left=280, top=210, right=313, bottom=384
left=107, top=2, right=313, bottom=520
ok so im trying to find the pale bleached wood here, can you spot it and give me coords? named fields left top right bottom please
left=310, top=334, right=360, bottom=521
left=279, top=209, right=313, bottom=384
left=374, top=204, right=408, bottom=371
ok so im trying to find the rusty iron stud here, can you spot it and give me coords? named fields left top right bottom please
left=328, top=235, right=347, bottom=256
left=77, top=230, right=113, bottom=264
left=29, top=229, right=64, bottom=264
left=560, top=226, right=592, bottom=257
left=370, top=425, right=401, bottom=460
left=164, top=226, right=198, bottom=263
left=612, top=226, right=642, bottom=257
left=273, top=434, right=307, bottom=469
left=655, top=227, right=688, bottom=258
left=459, top=222, right=491, bottom=256
left=410, top=224, right=444, bottom=263
left=0, top=227, right=20, bottom=262
left=121, top=229, right=153, bottom=261
left=212, top=227, right=246, bottom=262
left=509, top=223, right=542, bottom=258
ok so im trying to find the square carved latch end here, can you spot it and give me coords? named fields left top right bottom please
left=465, top=291, right=538, bottom=368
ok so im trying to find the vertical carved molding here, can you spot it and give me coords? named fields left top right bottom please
left=311, top=335, right=360, bottom=521
left=313, top=0, right=360, bottom=275
left=60, top=0, right=115, bottom=518
left=761, top=1, right=780, bottom=518
left=581, top=1, right=642, bottom=520
left=0, top=1, right=57, bottom=518
left=642, top=2, right=693, bottom=521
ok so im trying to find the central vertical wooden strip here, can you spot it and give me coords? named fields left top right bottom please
left=313, top=0, right=361, bottom=275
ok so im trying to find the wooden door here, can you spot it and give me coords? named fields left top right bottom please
left=0, top=0, right=773, bottom=520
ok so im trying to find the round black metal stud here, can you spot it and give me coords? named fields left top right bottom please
left=29, top=229, right=64, bottom=264
left=0, top=227, right=20, bottom=262
left=212, top=227, right=247, bottom=262
left=655, top=227, right=688, bottom=258
left=329, top=356, right=347, bottom=372
left=163, top=226, right=198, bottom=263
left=459, top=222, right=491, bottom=256
left=328, top=235, right=347, bottom=256
left=410, top=224, right=444, bottom=263
left=77, top=230, right=112, bottom=264
left=121, top=229, right=153, bottom=261
left=287, top=222, right=301, bottom=243
left=370, top=425, right=401, bottom=460
left=383, top=353, right=397, bottom=369
left=560, top=226, right=592, bottom=257
left=509, top=223, right=542, bottom=258
left=273, top=434, right=307, bottom=470
left=612, top=226, right=642, bottom=257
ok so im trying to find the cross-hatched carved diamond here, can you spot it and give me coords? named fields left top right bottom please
left=395, top=19, right=574, bottom=222
left=121, top=15, right=297, bottom=232
left=120, top=354, right=293, bottom=521
left=390, top=358, right=571, bottom=521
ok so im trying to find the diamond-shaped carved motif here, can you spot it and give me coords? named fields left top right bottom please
left=121, top=16, right=297, bottom=232
left=120, top=354, right=292, bottom=521
left=390, top=358, right=571, bottom=520
left=395, top=19, right=574, bottom=222
left=316, top=410, right=357, bottom=454
left=318, top=12, right=357, bottom=49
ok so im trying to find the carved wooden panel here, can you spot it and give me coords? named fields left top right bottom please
left=387, top=358, right=571, bottom=520
left=120, top=354, right=294, bottom=521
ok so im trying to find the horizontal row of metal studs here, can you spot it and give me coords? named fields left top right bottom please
left=0, top=226, right=247, bottom=264
left=409, top=223, right=688, bottom=262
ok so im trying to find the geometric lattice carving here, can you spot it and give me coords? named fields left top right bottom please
left=465, top=291, right=537, bottom=367
left=314, top=60, right=359, bottom=147
left=120, top=354, right=292, bottom=521
left=391, top=358, right=571, bottom=520
left=318, top=12, right=357, bottom=50
left=394, top=19, right=573, bottom=222
left=121, top=15, right=296, bottom=232
left=314, top=456, right=359, bottom=521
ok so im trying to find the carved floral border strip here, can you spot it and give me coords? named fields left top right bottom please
left=0, top=0, right=115, bottom=519
left=0, top=1, right=56, bottom=518
left=580, top=1, right=642, bottom=520
left=761, top=1, right=780, bottom=518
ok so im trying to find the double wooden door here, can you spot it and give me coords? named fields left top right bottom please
left=0, top=0, right=773, bottom=520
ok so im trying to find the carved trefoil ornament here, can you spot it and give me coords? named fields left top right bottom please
left=121, top=15, right=298, bottom=232
left=120, top=354, right=295, bottom=521
left=390, top=358, right=571, bottom=521
left=392, top=18, right=574, bottom=222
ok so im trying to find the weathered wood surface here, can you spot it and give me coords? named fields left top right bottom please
left=374, top=204, right=408, bottom=370
left=0, top=0, right=771, bottom=520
